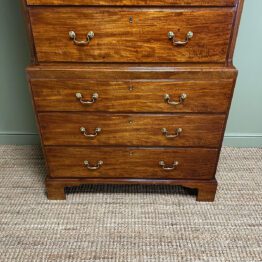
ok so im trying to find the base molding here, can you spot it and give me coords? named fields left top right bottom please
left=223, top=134, right=262, bottom=147
left=46, top=177, right=218, bottom=202
left=0, top=133, right=40, bottom=145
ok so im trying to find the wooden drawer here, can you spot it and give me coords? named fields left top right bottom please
left=26, top=0, right=236, bottom=7
left=45, top=147, right=219, bottom=179
left=30, top=79, right=234, bottom=113
left=29, top=8, right=234, bottom=63
left=39, top=113, right=225, bottom=147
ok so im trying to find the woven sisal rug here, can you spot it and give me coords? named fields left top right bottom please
left=0, top=145, right=261, bottom=261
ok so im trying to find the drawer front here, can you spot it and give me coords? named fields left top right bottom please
left=30, top=8, right=234, bottom=63
left=45, top=147, right=219, bottom=179
left=39, top=113, right=225, bottom=147
left=31, top=80, right=234, bottom=113
left=26, top=0, right=236, bottom=7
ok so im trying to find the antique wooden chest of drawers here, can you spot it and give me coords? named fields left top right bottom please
left=22, top=0, right=243, bottom=201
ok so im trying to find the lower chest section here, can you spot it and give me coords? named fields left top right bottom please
left=28, top=66, right=236, bottom=181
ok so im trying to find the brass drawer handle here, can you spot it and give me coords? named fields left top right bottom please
left=84, top=160, right=103, bottom=170
left=159, top=160, right=179, bottom=171
left=75, top=92, right=99, bottom=105
left=164, top=93, right=187, bottom=105
left=69, top=31, right=94, bottom=46
left=162, top=128, right=182, bottom=138
left=168, top=31, right=193, bottom=46
left=80, top=127, right=102, bottom=138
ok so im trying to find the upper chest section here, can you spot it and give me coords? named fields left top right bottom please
left=24, top=0, right=241, bottom=64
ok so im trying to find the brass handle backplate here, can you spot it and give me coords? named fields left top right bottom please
left=69, top=31, right=94, bottom=46
left=80, top=127, right=102, bottom=138
left=168, top=31, right=193, bottom=46
left=159, top=160, right=179, bottom=171
left=84, top=160, right=103, bottom=170
left=162, top=128, right=182, bottom=138
left=164, top=93, right=187, bottom=106
left=76, top=92, right=99, bottom=105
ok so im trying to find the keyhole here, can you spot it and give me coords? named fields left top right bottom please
left=129, top=17, right=133, bottom=24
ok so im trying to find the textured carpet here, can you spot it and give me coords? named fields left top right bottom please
left=0, top=146, right=261, bottom=262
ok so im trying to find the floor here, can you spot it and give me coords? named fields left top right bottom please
left=0, top=145, right=261, bottom=261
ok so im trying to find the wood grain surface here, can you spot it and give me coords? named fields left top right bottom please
left=39, top=113, right=225, bottom=147
left=27, top=65, right=238, bottom=80
left=29, top=8, right=235, bottom=63
left=31, top=79, right=234, bottom=113
left=45, top=146, right=218, bottom=179
left=26, top=0, right=236, bottom=6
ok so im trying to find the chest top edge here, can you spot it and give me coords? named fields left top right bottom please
left=24, top=0, right=239, bottom=7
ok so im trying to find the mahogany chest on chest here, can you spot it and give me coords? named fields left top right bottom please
left=22, top=0, right=243, bottom=201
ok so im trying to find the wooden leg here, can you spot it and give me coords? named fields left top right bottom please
left=46, top=180, right=66, bottom=200
left=196, top=182, right=217, bottom=202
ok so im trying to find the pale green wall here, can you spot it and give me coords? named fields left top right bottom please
left=0, top=0, right=38, bottom=144
left=0, top=0, right=261, bottom=146
left=224, top=0, right=262, bottom=147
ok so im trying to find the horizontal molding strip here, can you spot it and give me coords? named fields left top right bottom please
left=225, top=132, right=262, bottom=137
left=0, top=133, right=40, bottom=145
left=223, top=133, right=262, bottom=147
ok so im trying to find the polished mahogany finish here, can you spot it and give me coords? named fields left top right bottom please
left=26, top=0, right=236, bottom=6
left=31, top=79, right=234, bottom=113
left=39, top=113, right=225, bottom=147
left=22, top=0, right=244, bottom=201
left=29, top=8, right=234, bottom=63
left=45, top=147, right=219, bottom=179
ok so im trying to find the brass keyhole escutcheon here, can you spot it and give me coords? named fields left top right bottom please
left=129, top=16, right=133, bottom=24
